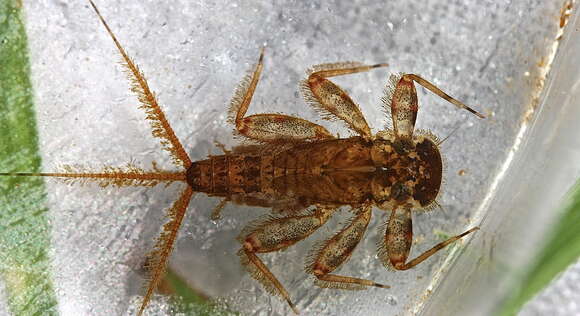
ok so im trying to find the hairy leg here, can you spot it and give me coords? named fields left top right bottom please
left=302, top=62, right=388, bottom=139
left=378, top=207, right=479, bottom=270
left=384, top=73, right=484, bottom=139
left=228, top=49, right=334, bottom=143
left=306, top=205, right=389, bottom=289
left=238, top=206, right=335, bottom=314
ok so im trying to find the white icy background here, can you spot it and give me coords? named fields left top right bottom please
left=12, top=0, right=564, bottom=315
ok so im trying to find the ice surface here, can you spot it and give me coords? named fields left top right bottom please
left=425, top=3, right=580, bottom=316
left=7, top=0, right=567, bottom=315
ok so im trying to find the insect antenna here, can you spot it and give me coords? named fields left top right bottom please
left=437, top=125, right=462, bottom=146
left=433, top=200, right=446, bottom=214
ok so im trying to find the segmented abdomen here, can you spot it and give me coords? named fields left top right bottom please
left=186, top=154, right=265, bottom=195
left=185, top=138, right=375, bottom=203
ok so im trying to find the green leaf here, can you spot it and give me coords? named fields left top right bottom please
left=164, top=268, right=238, bottom=316
left=0, top=0, right=59, bottom=314
left=498, top=180, right=580, bottom=316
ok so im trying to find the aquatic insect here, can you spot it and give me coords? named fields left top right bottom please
left=0, top=1, right=484, bottom=314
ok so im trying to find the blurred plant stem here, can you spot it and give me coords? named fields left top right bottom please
left=164, top=268, right=237, bottom=315
left=498, top=179, right=580, bottom=315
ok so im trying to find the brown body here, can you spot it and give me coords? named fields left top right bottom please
left=0, top=3, right=484, bottom=315
left=187, top=138, right=374, bottom=203
left=187, top=135, right=442, bottom=210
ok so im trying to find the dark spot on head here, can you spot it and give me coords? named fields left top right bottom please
left=393, top=138, right=414, bottom=155
left=392, top=182, right=411, bottom=202
left=413, top=138, right=442, bottom=206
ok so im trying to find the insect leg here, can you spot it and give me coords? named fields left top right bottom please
left=239, top=249, right=299, bottom=314
left=238, top=207, right=335, bottom=314
left=378, top=207, right=479, bottom=270
left=384, top=74, right=484, bottom=139
left=237, top=113, right=335, bottom=142
left=384, top=73, right=418, bottom=139
left=306, top=205, right=389, bottom=289
left=228, top=49, right=334, bottom=143
left=228, top=48, right=265, bottom=126
left=301, top=62, right=388, bottom=139
left=405, top=74, right=485, bottom=119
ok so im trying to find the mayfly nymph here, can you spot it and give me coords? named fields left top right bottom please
left=0, top=1, right=484, bottom=314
